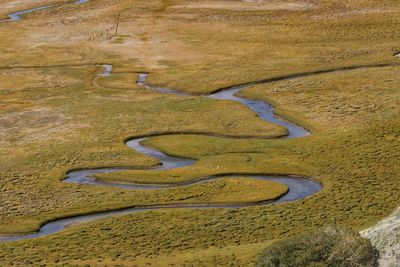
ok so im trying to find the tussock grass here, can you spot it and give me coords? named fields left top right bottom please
left=255, top=226, right=378, bottom=267
left=0, top=0, right=400, bottom=265
left=0, top=70, right=284, bottom=234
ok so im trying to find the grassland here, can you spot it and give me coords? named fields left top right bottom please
left=0, top=0, right=400, bottom=266
left=0, top=65, right=285, bottom=233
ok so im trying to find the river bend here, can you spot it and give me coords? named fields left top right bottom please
left=0, top=64, right=320, bottom=242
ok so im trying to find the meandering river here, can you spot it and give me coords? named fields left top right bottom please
left=3, top=6, right=399, bottom=267
left=0, top=64, right=320, bottom=242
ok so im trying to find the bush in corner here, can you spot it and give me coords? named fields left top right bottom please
left=255, top=225, right=378, bottom=267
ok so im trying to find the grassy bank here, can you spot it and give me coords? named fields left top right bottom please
left=0, top=0, right=400, bottom=265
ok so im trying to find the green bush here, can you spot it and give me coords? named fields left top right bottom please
left=255, top=226, right=378, bottom=267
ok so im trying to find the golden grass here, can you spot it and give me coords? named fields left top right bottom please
left=0, top=0, right=400, bottom=265
left=0, top=71, right=285, bottom=234
left=95, top=150, right=305, bottom=185
left=166, top=177, right=288, bottom=204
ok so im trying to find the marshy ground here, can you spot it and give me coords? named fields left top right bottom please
left=0, top=0, right=400, bottom=265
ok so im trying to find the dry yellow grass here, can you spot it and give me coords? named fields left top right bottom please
left=0, top=0, right=400, bottom=265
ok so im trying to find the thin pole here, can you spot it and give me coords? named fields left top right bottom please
left=115, top=13, right=120, bottom=36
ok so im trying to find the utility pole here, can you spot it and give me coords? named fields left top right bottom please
left=115, top=13, right=120, bottom=36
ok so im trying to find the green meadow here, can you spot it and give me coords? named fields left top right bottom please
left=0, top=0, right=399, bottom=265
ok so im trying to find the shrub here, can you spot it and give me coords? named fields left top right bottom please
left=255, top=226, right=378, bottom=267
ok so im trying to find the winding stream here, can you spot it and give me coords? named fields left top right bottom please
left=0, top=2, right=399, bottom=265
left=0, top=0, right=89, bottom=23
left=0, top=64, right=321, bottom=242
